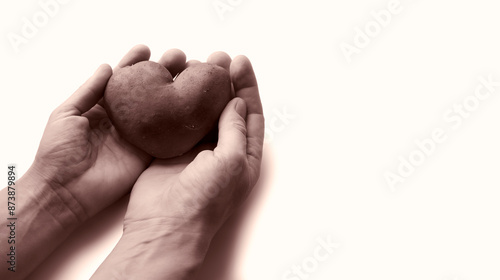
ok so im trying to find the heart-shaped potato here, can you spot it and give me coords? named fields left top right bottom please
left=103, top=61, right=232, bottom=158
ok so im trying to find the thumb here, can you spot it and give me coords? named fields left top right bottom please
left=57, top=64, right=112, bottom=116
left=215, top=97, right=247, bottom=156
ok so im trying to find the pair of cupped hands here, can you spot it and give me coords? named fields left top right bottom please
left=29, top=45, right=264, bottom=278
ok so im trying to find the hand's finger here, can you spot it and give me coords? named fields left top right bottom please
left=230, top=55, right=263, bottom=114
left=207, top=51, right=232, bottom=72
left=245, top=113, right=265, bottom=183
left=230, top=56, right=264, bottom=181
left=214, top=98, right=247, bottom=159
left=57, top=64, right=112, bottom=117
left=115, top=44, right=151, bottom=70
left=185, top=59, right=201, bottom=68
left=157, top=48, right=187, bottom=78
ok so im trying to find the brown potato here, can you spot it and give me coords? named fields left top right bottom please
left=103, top=61, right=232, bottom=158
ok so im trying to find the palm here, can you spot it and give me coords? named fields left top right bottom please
left=36, top=103, right=151, bottom=217
left=123, top=154, right=194, bottom=225
left=81, top=104, right=152, bottom=212
left=124, top=145, right=250, bottom=233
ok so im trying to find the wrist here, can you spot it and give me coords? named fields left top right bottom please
left=123, top=217, right=214, bottom=272
left=0, top=167, right=86, bottom=279
left=22, top=166, right=88, bottom=231
left=92, top=217, right=213, bottom=280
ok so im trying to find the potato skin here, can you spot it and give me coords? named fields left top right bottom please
left=103, top=61, right=232, bottom=158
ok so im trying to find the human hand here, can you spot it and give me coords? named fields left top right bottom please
left=123, top=50, right=264, bottom=237
left=0, top=45, right=161, bottom=280
left=29, top=45, right=155, bottom=223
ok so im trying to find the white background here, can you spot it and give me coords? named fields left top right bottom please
left=2, top=0, right=500, bottom=279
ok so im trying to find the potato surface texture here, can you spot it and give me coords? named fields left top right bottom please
left=103, top=61, right=232, bottom=158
